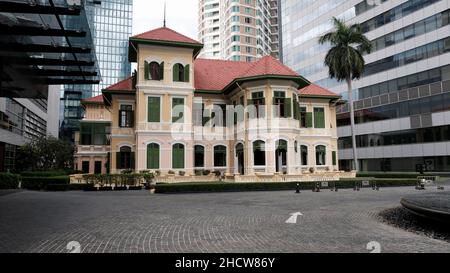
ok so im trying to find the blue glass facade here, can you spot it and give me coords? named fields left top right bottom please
left=60, top=0, right=133, bottom=140
left=91, top=0, right=133, bottom=95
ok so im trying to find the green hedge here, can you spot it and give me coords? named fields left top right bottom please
left=45, top=183, right=88, bottom=192
left=20, top=171, right=67, bottom=177
left=155, top=179, right=417, bottom=194
left=0, top=173, right=20, bottom=189
left=356, top=172, right=422, bottom=179
left=21, top=176, right=70, bottom=190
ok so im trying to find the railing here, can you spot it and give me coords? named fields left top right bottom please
left=337, top=80, right=450, bottom=114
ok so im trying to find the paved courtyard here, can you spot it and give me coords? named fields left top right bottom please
left=0, top=187, right=449, bottom=253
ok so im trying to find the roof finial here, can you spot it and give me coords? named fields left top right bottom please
left=163, top=1, right=166, bottom=27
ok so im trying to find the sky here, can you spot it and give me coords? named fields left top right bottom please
left=132, top=0, right=198, bottom=40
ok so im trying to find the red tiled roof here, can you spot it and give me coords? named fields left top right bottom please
left=239, top=56, right=299, bottom=78
left=131, top=27, right=201, bottom=45
left=194, top=59, right=253, bottom=91
left=103, top=76, right=134, bottom=92
left=299, top=83, right=340, bottom=98
left=81, top=95, right=103, bottom=104
left=194, top=55, right=306, bottom=92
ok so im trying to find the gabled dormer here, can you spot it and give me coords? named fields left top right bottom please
left=128, top=27, right=203, bottom=87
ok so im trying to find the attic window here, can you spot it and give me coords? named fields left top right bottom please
left=173, top=63, right=190, bottom=82
left=144, top=61, right=164, bottom=81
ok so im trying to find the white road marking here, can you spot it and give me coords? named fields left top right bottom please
left=285, top=212, right=303, bottom=224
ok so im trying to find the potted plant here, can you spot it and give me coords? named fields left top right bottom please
left=309, top=167, right=315, bottom=174
left=179, top=171, right=185, bottom=176
left=148, top=183, right=156, bottom=194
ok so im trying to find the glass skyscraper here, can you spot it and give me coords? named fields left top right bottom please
left=280, top=0, right=450, bottom=172
left=60, top=0, right=133, bottom=140
left=91, top=0, right=133, bottom=95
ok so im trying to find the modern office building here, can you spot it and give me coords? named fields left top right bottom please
left=280, top=0, right=450, bottom=172
left=0, top=0, right=100, bottom=171
left=198, top=0, right=279, bottom=61
left=60, top=0, right=133, bottom=140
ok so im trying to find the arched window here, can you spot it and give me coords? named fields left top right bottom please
left=194, top=145, right=204, bottom=168
left=144, top=61, right=164, bottom=80
left=172, top=143, right=185, bottom=169
left=214, top=145, right=227, bottom=167
left=316, top=145, right=326, bottom=166
left=147, top=143, right=160, bottom=169
left=253, top=140, right=266, bottom=166
left=235, top=143, right=244, bottom=175
left=275, top=140, right=288, bottom=173
left=173, top=63, right=190, bottom=82
left=117, top=146, right=134, bottom=169
left=301, top=145, right=308, bottom=166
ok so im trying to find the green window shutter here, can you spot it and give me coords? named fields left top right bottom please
left=306, top=112, right=313, bottom=128
left=144, top=61, right=149, bottom=80
left=284, top=98, right=292, bottom=118
left=173, top=64, right=179, bottom=81
left=159, top=62, right=164, bottom=80
left=147, top=144, right=160, bottom=169
left=173, top=145, right=185, bottom=169
left=332, top=151, right=337, bottom=166
left=293, top=98, right=299, bottom=120
left=172, top=98, right=184, bottom=123
left=116, top=152, right=121, bottom=169
left=148, top=97, right=160, bottom=122
left=314, top=110, right=325, bottom=128
left=184, top=64, right=190, bottom=82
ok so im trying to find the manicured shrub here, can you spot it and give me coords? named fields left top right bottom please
left=21, top=176, right=70, bottom=190
left=155, top=179, right=417, bottom=194
left=20, top=171, right=66, bottom=177
left=0, top=173, right=20, bottom=189
left=357, top=172, right=424, bottom=179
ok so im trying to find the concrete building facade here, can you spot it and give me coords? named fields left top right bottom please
left=198, top=0, right=279, bottom=61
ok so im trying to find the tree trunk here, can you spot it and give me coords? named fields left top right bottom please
left=347, top=76, right=359, bottom=172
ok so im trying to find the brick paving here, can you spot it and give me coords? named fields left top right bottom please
left=0, top=187, right=449, bottom=253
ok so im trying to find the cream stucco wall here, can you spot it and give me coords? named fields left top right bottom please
left=103, top=42, right=340, bottom=177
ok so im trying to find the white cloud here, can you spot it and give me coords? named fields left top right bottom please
left=133, top=0, right=198, bottom=40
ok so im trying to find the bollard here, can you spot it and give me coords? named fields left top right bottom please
left=296, top=183, right=300, bottom=194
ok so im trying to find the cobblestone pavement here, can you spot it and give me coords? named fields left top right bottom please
left=0, top=187, right=449, bottom=253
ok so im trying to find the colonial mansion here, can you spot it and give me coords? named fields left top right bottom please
left=74, top=26, right=347, bottom=182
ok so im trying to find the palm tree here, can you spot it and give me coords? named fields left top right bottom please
left=319, top=17, right=372, bottom=172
